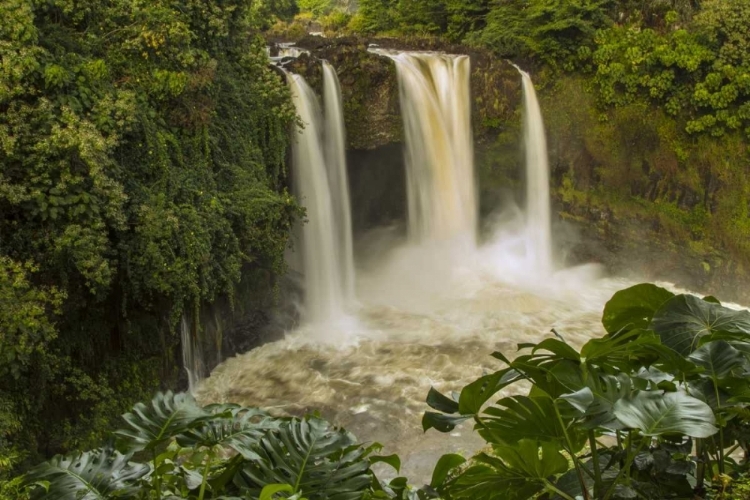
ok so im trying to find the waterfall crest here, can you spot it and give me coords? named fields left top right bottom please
left=516, top=68, right=553, bottom=275
left=377, top=51, right=476, bottom=247
left=288, top=67, right=355, bottom=324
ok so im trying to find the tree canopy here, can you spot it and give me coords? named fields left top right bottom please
left=0, top=0, right=299, bottom=470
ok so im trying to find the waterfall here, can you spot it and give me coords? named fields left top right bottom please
left=288, top=68, right=355, bottom=323
left=376, top=51, right=476, bottom=247
left=516, top=68, right=553, bottom=275
left=180, top=314, right=204, bottom=394
left=322, top=61, right=356, bottom=303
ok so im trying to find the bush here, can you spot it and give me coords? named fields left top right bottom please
left=425, top=283, right=750, bottom=499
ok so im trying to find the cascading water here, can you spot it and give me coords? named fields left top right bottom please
left=322, top=61, right=356, bottom=303
left=199, top=54, right=701, bottom=484
left=375, top=51, right=476, bottom=247
left=516, top=67, right=553, bottom=275
left=287, top=69, right=355, bottom=324
left=180, top=315, right=204, bottom=394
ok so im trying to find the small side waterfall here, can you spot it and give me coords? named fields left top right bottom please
left=288, top=66, right=355, bottom=324
left=517, top=68, right=553, bottom=275
left=377, top=51, right=476, bottom=247
left=180, top=315, right=204, bottom=394
left=322, top=61, right=355, bottom=303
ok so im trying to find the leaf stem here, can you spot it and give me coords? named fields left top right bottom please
left=603, top=437, right=647, bottom=500
left=198, top=451, right=213, bottom=500
left=553, top=402, right=590, bottom=500
left=153, top=449, right=161, bottom=500
left=713, top=382, right=725, bottom=475
left=544, top=479, right=577, bottom=500
left=588, top=430, right=603, bottom=497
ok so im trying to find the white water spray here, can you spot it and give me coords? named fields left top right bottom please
left=288, top=69, right=355, bottom=324
left=516, top=67, right=553, bottom=275
left=375, top=51, right=476, bottom=247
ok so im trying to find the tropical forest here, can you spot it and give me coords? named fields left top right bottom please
left=1, top=0, right=750, bottom=498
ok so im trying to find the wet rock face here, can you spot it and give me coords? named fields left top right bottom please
left=288, top=38, right=403, bottom=150
left=288, top=35, right=522, bottom=150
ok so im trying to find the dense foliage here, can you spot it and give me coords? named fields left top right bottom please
left=424, top=283, right=750, bottom=499
left=14, top=283, right=750, bottom=499
left=0, top=0, right=299, bottom=471
left=346, top=0, right=750, bottom=137
left=19, top=391, right=408, bottom=499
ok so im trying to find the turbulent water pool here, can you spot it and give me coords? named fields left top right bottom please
left=194, top=48, right=693, bottom=483
left=195, top=235, right=639, bottom=482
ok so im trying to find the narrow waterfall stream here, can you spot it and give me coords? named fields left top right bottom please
left=181, top=314, right=204, bottom=394
left=198, top=53, right=645, bottom=482
left=322, top=61, right=356, bottom=304
left=517, top=67, right=554, bottom=275
left=288, top=71, right=354, bottom=324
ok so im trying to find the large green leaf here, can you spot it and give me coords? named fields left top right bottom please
left=445, top=440, right=568, bottom=500
left=651, top=295, right=750, bottom=355
left=116, top=391, right=211, bottom=452
left=602, top=283, right=674, bottom=334
left=581, top=372, right=632, bottom=430
left=422, top=412, right=471, bottom=433
left=430, top=454, right=466, bottom=489
left=478, top=396, right=586, bottom=451
left=177, top=407, right=279, bottom=459
left=235, top=417, right=372, bottom=500
left=613, top=391, right=718, bottom=438
left=26, top=449, right=149, bottom=499
left=458, top=367, right=522, bottom=414
left=426, top=387, right=459, bottom=414
left=688, top=340, right=747, bottom=381
left=580, top=329, right=662, bottom=369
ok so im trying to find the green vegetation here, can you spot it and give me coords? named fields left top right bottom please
left=425, top=282, right=750, bottom=499
left=341, top=0, right=749, bottom=278
left=12, top=282, right=750, bottom=499
left=0, top=0, right=300, bottom=473
left=19, top=391, right=410, bottom=499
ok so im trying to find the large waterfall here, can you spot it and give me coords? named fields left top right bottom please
left=378, top=51, right=476, bottom=246
left=199, top=53, right=632, bottom=484
left=288, top=67, right=355, bottom=324
left=517, top=68, right=553, bottom=275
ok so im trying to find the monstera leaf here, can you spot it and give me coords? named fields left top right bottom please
left=445, top=440, right=569, bottom=500
left=602, top=283, right=674, bottom=334
left=235, top=417, right=372, bottom=500
left=177, top=407, right=280, bottom=459
left=478, top=395, right=587, bottom=452
left=423, top=367, right=522, bottom=433
left=26, top=448, right=149, bottom=499
left=580, top=329, right=662, bottom=369
left=583, top=372, right=633, bottom=430
left=613, top=391, right=718, bottom=438
left=650, top=294, right=750, bottom=355
left=116, top=391, right=211, bottom=452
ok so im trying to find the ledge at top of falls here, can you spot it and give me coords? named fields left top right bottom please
left=279, top=35, right=522, bottom=151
